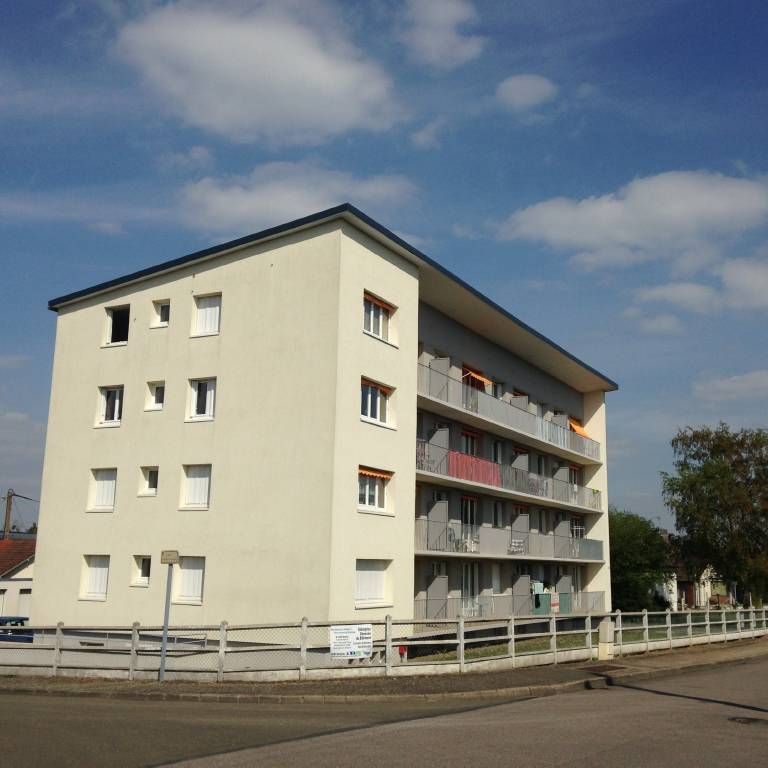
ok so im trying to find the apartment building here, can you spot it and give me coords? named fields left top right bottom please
left=32, top=204, right=616, bottom=626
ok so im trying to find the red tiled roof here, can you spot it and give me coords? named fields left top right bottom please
left=0, top=538, right=36, bottom=577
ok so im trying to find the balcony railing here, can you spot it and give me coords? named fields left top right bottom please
left=416, top=439, right=602, bottom=512
left=413, top=591, right=605, bottom=620
left=418, top=363, right=601, bottom=461
left=414, top=518, right=603, bottom=560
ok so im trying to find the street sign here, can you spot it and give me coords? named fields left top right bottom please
left=161, top=550, right=180, bottom=565
left=329, top=624, right=373, bottom=659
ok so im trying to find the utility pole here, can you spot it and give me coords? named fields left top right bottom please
left=3, top=489, right=13, bottom=539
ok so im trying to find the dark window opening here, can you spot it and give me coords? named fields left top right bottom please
left=109, top=307, right=130, bottom=343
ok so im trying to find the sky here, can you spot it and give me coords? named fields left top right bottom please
left=2, top=0, right=768, bottom=531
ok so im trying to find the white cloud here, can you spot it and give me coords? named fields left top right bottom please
left=180, top=161, right=416, bottom=233
left=720, top=258, right=768, bottom=309
left=637, top=313, right=684, bottom=335
left=0, top=355, right=29, bottom=370
left=635, top=282, right=719, bottom=314
left=496, top=74, right=558, bottom=112
left=694, top=370, right=768, bottom=402
left=401, top=0, right=485, bottom=71
left=499, top=171, right=768, bottom=270
left=158, top=145, right=214, bottom=173
left=117, top=2, right=400, bottom=145
left=410, top=118, right=446, bottom=150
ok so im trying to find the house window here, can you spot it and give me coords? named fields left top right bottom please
left=360, top=379, right=390, bottom=424
left=492, top=381, right=504, bottom=399
left=181, top=465, right=211, bottom=509
left=536, top=455, right=546, bottom=476
left=358, top=468, right=392, bottom=510
left=99, top=386, right=124, bottom=424
left=189, top=378, right=216, bottom=419
left=363, top=293, right=392, bottom=341
left=81, top=555, right=110, bottom=600
left=152, top=300, right=170, bottom=327
left=571, top=516, right=585, bottom=539
left=193, top=294, right=221, bottom=335
left=461, top=430, right=479, bottom=456
left=146, top=381, right=165, bottom=411
left=492, top=500, right=505, bottom=528
left=492, top=440, right=503, bottom=464
left=355, top=559, right=390, bottom=607
left=461, top=496, right=478, bottom=527
left=106, top=306, right=129, bottom=344
left=174, top=556, right=205, bottom=604
left=139, top=466, right=159, bottom=496
left=569, top=466, right=583, bottom=486
left=89, top=468, right=117, bottom=511
left=132, top=556, right=151, bottom=587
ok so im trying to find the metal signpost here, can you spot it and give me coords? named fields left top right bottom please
left=158, top=550, right=180, bottom=682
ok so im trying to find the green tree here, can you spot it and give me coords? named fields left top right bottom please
left=609, top=506, right=672, bottom=610
left=662, top=423, right=768, bottom=604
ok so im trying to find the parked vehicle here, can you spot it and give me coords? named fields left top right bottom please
left=0, top=616, right=33, bottom=643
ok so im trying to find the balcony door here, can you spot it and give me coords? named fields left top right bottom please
left=461, top=562, right=480, bottom=616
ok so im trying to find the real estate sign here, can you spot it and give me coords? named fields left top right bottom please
left=329, top=624, right=373, bottom=659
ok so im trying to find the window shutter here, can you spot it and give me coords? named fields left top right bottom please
left=185, top=465, right=211, bottom=507
left=196, top=296, right=220, bottom=334
left=206, top=380, right=216, bottom=415
left=178, top=557, right=205, bottom=601
left=93, top=469, right=116, bottom=508
left=355, top=560, right=387, bottom=603
left=87, top=555, right=110, bottom=597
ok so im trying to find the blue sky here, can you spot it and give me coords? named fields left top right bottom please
left=2, top=0, right=768, bottom=530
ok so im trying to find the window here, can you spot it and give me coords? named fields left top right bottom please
left=89, top=468, right=117, bottom=511
left=360, top=379, right=390, bottom=424
left=461, top=496, right=478, bottom=527
left=18, top=589, right=31, bottom=617
left=132, top=556, right=151, bottom=587
left=152, top=300, right=170, bottom=327
left=492, top=500, right=505, bottom=528
left=189, top=378, right=216, bottom=419
left=193, top=294, right=221, bottom=335
left=106, top=306, right=129, bottom=344
left=492, top=381, right=504, bottom=399
left=358, top=467, right=392, bottom=510
left=492, top=440, right=503, bottom=464
left=81, top=555, right=110, bottom=600
left=174, top=556, right=205, bottom=604
left=146, top=381, right=165, bottom=411
left=139, top=466, right=159, bottom=496
left=571, top=516, right=585, bottom=539
left=355, top=559, right=390, bottom=607
left=461, top=430, right=479, bottom=456
left=569, top=466, right=583, bottom=487
left=536, top=454, right=546, bottom=477
left=98, top=386, right=124, bottom=425
left=363, top=293, right=392, bottom=341
left=431, top=560, right=448, bottom=577
left=181, top=465, right=211, bottom=508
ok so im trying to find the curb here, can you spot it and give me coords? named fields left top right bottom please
left=0, top=647, right=765, bottom=705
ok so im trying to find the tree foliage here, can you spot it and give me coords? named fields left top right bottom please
left=662, top=423, right=768, bottom=603
left=609, top=506, right=672, bottom=610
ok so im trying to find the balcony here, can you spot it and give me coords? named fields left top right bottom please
left=414, top=518, right=604, bottom=561
left=414, top=591, right=605, bottom=620
left=417, top=363, right=601, bottom=463
left=416, top=439, right=602, bottom=513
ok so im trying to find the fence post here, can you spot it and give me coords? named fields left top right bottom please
left=705, top=608, right=711, bottom=643
left=687, top=609, right=693, bottom=646
left=666, top=608, right=672, bottom=649
left=763, top=605, right=767, bottom=632
left=550, top=616, right=557, bottom=665
left=616, top=610, right=622, bottom=657
left=458, top=615, right=465, bottom=673
left=642, top=609, right=649, bottom=653
left=507, top=615, right=515, bottom=668
left=722, top=608, right=727, bottom=642
left=750, top=606, right=756, bottom=638
left=217, top=621, right=227, bottom=683
left=128, top=622, right=139, bottom=681
left=52, top=622, right=64, bottom=677
left=737, top=607, right=742, bottom=640
left=585, top=614, right=592, bottom=659
left=385, top=615, right=392, bottom=676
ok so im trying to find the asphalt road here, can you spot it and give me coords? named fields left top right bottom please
left=1, top=659, right=766, bottom=767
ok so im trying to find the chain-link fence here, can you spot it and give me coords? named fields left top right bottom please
left=1, top=606, right=766, bottom=681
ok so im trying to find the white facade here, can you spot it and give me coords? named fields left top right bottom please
left=32, top=206, right=616, bottom=626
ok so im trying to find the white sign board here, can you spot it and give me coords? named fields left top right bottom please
left=551, top=593, right=560, bottom=614
left=329, top=624, right=373, bottom=659
left=161, top=550, right=180, bottom=565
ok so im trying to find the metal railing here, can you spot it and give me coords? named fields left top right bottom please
left=416, top=439, right=602, bottom=512
left=414, top=518, right=603, bottom=560
left=418, top=363, right=601, bottom=461
left=0, top=606, right=765, bottom=682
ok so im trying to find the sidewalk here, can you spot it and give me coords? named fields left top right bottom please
left=0, top=637, right=765, bottom=704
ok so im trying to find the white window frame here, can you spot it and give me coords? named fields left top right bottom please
left=151, top=300, right=170, bottom=328
left=181, top=464, right=212, bottom=509
left=97, top=386, right=124, bottom=426
left=188, top=378, right=216, bottom=420
left=492, top=500, right=505, bottom=529
left=104, top=305, right=130, bottom=346
left=360, top=380, right=389, bottom=425
left=358, top=471, right=391, bottom=512
left=139, top=466, right=159, bottom=497
left=363, top=294, right=391, bottom=341
left=173, top=556, right=205, bottom=604
left=492, top=440, right=503, bottom=464
left=131, top=555, right=152, bottom=587
left=354, top=559, right=391, bottom=608
left=192, top=294, right=221, bottom=337
left=145, top=381, right=165, bottom=411
left=89, top=468, right=117, bottom=511
left=80, top=555, right=110, bottom=601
